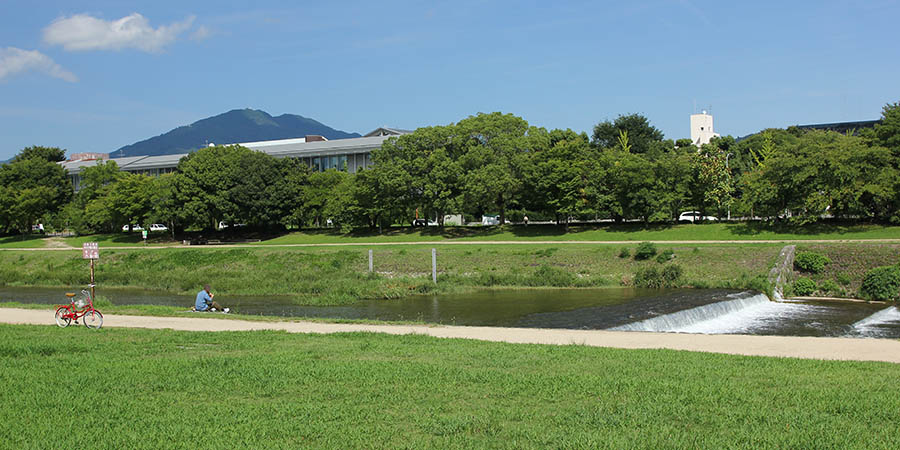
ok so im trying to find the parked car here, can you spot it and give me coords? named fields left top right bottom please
left=122, top=225, right=143, bottom=231
left=678, top=211, right=718, bottom=223
left=149, top=224, right=168, bottom=232
left=411, top=219, right=438, bottom=226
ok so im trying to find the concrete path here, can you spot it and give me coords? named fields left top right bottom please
left=4, top=238, right=900, bottom=251
left=4, top=307, right=899, bottom=364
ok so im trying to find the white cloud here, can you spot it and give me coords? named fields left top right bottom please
left=43, top=13, right=195, bottom=53
left=190, top=25, right=212, bottom=41
left=0, top=47, right=78, bottom=82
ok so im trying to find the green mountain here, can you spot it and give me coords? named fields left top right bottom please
left=110, top=109, right=361, bottom=157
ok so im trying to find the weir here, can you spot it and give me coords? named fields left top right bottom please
left=609, top=293, right=772, bottom=333
left=852, top=306, right=900, bottom=336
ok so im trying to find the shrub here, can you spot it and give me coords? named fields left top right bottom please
left=836, top=273, right=851, bottom=286
left=792, top=277, right=817, bottom=296
left=661, top=264, right=683, bottom=285
left=634, top=264, right=683, bottom=288
left=794, top=252, right=831, bottom=274
left=818, top=279, right=840, bottom=296
left=860, top=265, right=900, bottom=301
left=656, top=249, right=675, bottom=263
left=618, top=247, right=631, bottom=258
left=633, top=242, right=657, bottom=261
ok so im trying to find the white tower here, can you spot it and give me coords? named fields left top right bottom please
left=690, top=110, right=720, bottom=147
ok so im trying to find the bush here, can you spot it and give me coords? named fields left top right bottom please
left=818, top=279, right=841, bottom=296
left=618, top=247, right=630, bottom=258
left=836, top=273, right=851, bottom=286
left=792, top=277, right=817, bottom=296
left=860, top=265, right=900, bottom=301
left=656, top=249, right=675, bottom=263
left=794, top=252, right=831, bottom=274
left=661, top=264, right=683, bottom=285
left=634, top=242, right=657, bottom=261
left=634, top=264, right=682, bottom=288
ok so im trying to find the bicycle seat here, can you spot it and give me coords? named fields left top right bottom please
left=65, top=293, right=76, bottom=297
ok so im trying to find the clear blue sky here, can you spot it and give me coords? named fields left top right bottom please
left=1, top=0, right=898, bottom=160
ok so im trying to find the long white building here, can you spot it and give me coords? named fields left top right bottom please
left=62, top=127, right=410, bottom=190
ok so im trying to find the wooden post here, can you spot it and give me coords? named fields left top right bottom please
left=368, top=249, right=373, bottom=273
left=90, top=259, right=95, bottom=300
left=431, top=248, right=437, bottom=284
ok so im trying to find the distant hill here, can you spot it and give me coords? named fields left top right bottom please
left=110, top=109, right=361, bottom=158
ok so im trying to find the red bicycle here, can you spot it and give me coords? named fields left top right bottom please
left=55, top=286, right=103, bottom=329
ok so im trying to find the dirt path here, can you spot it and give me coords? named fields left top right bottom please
left=6, top=238, right=900, bottom=251
left=4, top=307, right=898, bottom=364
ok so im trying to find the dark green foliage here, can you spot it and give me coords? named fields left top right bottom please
left=818, top=279, right=841, bottom=296
left=618, top=247, right=630, bottom=258
left=633, top=241, right=657, bottom=260
left=860, top=265, right=900, bottom=301
left=836, top=273, right=851, bottom=286
left=634, top=264, right=683, bottom=288
left=656, top=248, right=675, bottom=263
left=793, top=277, right=817, bottom=296
left=794, top=251, right=831, bottom=273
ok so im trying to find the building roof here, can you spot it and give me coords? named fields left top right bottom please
left=363, top=127, right=413, bottom=137
left=61, top=128, right=412, bottom=175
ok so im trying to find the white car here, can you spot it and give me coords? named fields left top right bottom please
left=149, top=224, right=168, bottom=232
left=678, top=211, right=718, bottom=223
left=122, top=225, right=143, bottom=231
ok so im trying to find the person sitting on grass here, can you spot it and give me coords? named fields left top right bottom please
left=193, top=284, right=229, bottom=313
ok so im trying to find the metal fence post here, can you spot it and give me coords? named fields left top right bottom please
left=432, top=248, right=437, bottom=284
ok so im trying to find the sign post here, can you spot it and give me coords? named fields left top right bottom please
left=82, top=243, right=99, bottom=300
left=142, top=229, right=148, bottom=243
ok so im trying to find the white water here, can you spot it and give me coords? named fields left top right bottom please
left=609, top=293, right=823, bottom=334
left=852, top=306, right=900, bottom=337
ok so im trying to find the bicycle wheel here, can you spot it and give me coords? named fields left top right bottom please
left=83, top=310, right=103, bottom=330
left=55, top=307, right=72, bottom=328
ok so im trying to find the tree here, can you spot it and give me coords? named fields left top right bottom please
left=527, top=130, right=595, bottom=227
left=591, top=113, right=665, bottom=154
left=457, top=112, right=547, bottom=224
left=11, top=146, right=66, bottom=163
left=303, top=170, right=350, bottom=227
left=873, top=101, right=900, bottom=154
left=0, top=147, right=71, bottom=234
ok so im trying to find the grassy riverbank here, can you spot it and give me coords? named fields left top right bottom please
left=257, top=222, right=900, bottom=245
left=2, top=324, right=898, bottom=448
left=4, top=222, right=900, bottom=249
left=0, top=244, right=777, bottom=304
left=789, top=243, right=900, bottom=298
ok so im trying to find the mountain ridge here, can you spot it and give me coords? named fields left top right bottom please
left=110, top=109, right=361, bottom=158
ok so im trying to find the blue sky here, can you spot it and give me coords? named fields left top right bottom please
left=1, top=0, right=898, bottom=160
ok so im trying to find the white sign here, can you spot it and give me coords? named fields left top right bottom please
left=82, top=242, right=99, bottom=260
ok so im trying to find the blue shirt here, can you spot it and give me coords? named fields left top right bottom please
left=195, top=290, right=212, bottom=311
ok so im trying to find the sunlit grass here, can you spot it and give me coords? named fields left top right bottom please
left=1, top=324, right=898, bottom=448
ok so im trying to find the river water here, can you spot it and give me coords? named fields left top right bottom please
left=2, top=286, right=898, bottom=338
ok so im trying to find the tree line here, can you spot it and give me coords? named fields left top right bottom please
left=1, top=101, right=899, bottom=236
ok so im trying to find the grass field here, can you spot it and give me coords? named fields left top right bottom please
left=3, top=222, right=900, bottom=250
left=257, top=222, right=900, bottom=245
left=0, top=244, right=778, bottom=304
left=1, top=324, right=898, bottom=448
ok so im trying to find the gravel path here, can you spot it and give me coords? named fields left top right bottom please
left=4, top=307, right=899, bottom=364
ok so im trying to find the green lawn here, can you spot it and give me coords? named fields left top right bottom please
left=1, top=325, right=898, bottom=448
left=0, top=235, right=46, bottom=249
left=258, top=222, right=900, bottom=245
left=0, top=244, right=778, bottom=303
